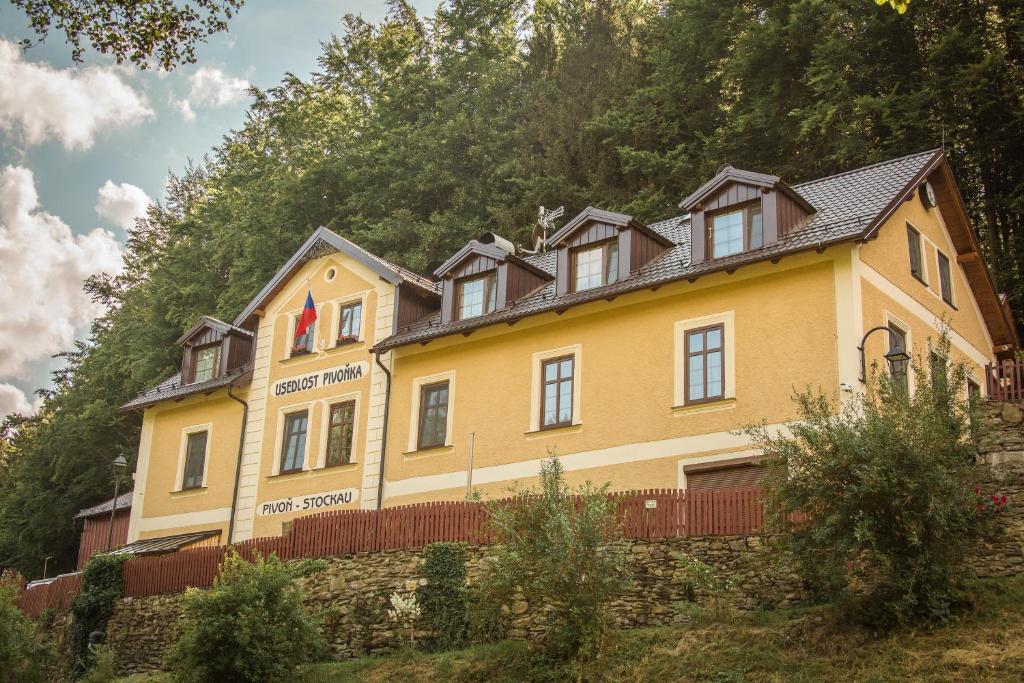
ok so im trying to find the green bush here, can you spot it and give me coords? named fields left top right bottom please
left=0, top=570, right=49, bottom=683
left=748, top=334, right=987, bottom=628
left=481, top=458, right=631, bottom=659
left=416, top=542, right=469, bottom=650
left=166, top=550, right=325, bottom=682
left=78, top=644, right=116, bottom=683
left=71, top=554, right=129, bottom=677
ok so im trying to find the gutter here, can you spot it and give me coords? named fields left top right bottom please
left=226, top=383, right=249, bottom=545
left=373, top=348, right=393, bottom=510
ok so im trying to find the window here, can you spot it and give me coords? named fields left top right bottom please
left=292, top=318, right=315, bottom=356
left=937, top=251, right=954, bottom=306
left=417, top=381, right=449, bottom=449
left=325, top=401, right=356, bottom=466
left=710, top=204, right=762, bottom=259
left=573, top=241, right=618, bottom=292
left=456, top=273, right=497, bottom=320
left=541, top=356, right=574, bottom=428
left=967, top=378, right=981, bottom=401
left=280, top=410, right=308, bottom=473
left=907, top=224, right=925, bottom=282
left=192, top=345, right=220, bottom=383
left=888, top=323, right=909, bottom=391
left=337, top=301, right=362, bottom=344
left=182, top=431, right=207, bottom=490
left=685, top=325, right=724, bottom=403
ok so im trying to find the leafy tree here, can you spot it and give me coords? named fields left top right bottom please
left=9, top=0, right=244, bottom=69
left=481, top=458, right=631, bottom=659
left=166, top=551, right=325, bottom=682
left=0, top=570, right=49, bottom=683
left=747, top=335, right=989, bottom=627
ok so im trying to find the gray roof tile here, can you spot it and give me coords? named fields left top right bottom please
left=121, top=364, right=251, bottom=411
left=75, top=490, right=134, bottom=519
left=376, top=149, right=941, bottom=350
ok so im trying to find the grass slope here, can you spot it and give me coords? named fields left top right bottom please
left=121, top=575, right=1024, bottom=683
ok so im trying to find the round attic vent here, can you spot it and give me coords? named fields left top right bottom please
left=325, top=267, right=337, bottom=282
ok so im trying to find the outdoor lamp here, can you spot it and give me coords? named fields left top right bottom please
left=884, top=347, right=911, bottom=380
left=107, top=455, right=129, bottom=551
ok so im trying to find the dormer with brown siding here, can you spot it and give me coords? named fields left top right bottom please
left=435, top=233, right=552, bottom=323
left=681, top=166, right=815, bottom=265
left=547, top=207, right=673, bottom=296
left=177, top=316, right=254, bottom=385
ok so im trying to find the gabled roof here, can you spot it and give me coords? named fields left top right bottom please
left=547, top=206, right=673, bottom=248
left=434, top=240, right=552, bottom=281
left=377, top=149, right=1005, bottom=352
left=175, top=315, right=252, bottom=346
left=680, top=164, right=815, bottom=214
left=120, top=364, right=252, bottom=411
left=233, top=227, right=438, bottom=327
left=75, top=490, right=133, bottom=519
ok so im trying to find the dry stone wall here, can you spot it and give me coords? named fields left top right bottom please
left=94, top=399, right=1024, bottom=676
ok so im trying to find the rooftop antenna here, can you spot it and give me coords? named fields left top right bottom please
left=525, top=205, right=564, bottom=253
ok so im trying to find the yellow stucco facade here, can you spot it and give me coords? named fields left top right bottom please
left=124, top=152, right=1015, bottom=546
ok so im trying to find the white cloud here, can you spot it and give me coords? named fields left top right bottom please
left=174, top=66, right=249, bottom=120
left=0, top=166, right=124, bottom=381
left=0, top=383, right=35, bottom=420
left=0, top=39, right=153, bottom=150
left=95, top=180, right=153, bottom=231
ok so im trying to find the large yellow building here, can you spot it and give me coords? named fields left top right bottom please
left=122, top=149, right=1019, bottom=545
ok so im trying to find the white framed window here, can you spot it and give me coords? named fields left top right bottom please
left=332, top=291, right=369, bottom=346
left=315, top=392, right=361, bottom=468
left=529, top=344, right=582, bottom=432
left=271, top=401, right=316, bottom=475
left=456, top=273, right=497, bottom=320
left=175, top=423, right=212, bottom=491
left=192, top=345, right=220, bottom=383
left=936, top=250, right=955, bottom=307
left=883, top=311, right=915, bottom=395
left=673, top=312, right=735, bottom=407
left=407, top=370, right=456, bottom=452
left=709, top=204, right=762, bottom=258
left=572, top=241, right=618, bottom=292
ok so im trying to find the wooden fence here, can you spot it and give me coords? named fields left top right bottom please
left=20, top=487, right=763, bottom=616
left=987, top=360, right=1024, bottom=402
left=17, top=573, right=83, bottom=618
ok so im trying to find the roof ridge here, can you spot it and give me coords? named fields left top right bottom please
left=794, top=148, right=941, bottom=189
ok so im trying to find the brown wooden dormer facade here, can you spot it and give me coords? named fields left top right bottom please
left=176, top=316, right=254, bottom=385
left=435, top=234, right=552, bottom=324
left=547, top=207, right=672, bottom=296
left=681, top=165, right=815, bottom=265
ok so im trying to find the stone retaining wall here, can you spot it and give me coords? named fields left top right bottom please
left=94, top=399, right=1024, bottom=676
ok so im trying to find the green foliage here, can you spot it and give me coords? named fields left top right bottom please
left=166, top=550, right=325, bottom=682
left=71, top=554, right=130, bottom=678
left=3, top=0, right=1024, bottom=579
left=10, top=0, right=245, bottom=70
left=748, top=334, right=984, bottom=628
left=481, top=458, right=631, bottom=660
left=676, top=554, right=738, bottom=620
left=417, top=542, right=469, bottom=650
left=0, top=570, right=49, bottom=683
left=78, top=644, right=116, bottom=683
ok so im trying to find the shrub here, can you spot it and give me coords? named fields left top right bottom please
left=71, top=553, right=129, bottom=677
left=676, top=554, right=738, bottom=620
left=386, top=591, right=420, bottom=648
left=480, top=458, right=631, bottom=659
left=166, top=550, right=325, bottom=682
left=748, top=333, right=986, bottom=628
left=78, top=644, right=116, bottom=683
left=416, top=542, right=469, bottom=650
left=0, top=570, right=49, bottom=683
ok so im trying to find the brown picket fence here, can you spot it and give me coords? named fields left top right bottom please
left=987, top=360, right=1024, bottom=401
left=17, top=573, right=83, bottom=618
left=20, top=486, right=764, bottom=613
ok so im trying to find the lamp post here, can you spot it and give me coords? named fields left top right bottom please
left=858, top=325, right=911, bottom=384
left=106, top=455, right=128, bottom=551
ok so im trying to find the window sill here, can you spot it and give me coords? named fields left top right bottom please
left=280, top=351, right=319, bottom=365
left=524, top=422, right=582, bottom=439
left=170, top=486, right=208, bottom=497
left=911, top=273, right=928, bottom=287
left=672, top=398, right=736, bottom=417
left=327, top=339, right=366, bottom=353
left=403, top=444, right=454, bottom=458
left=267, top=464, right=359, bottom=482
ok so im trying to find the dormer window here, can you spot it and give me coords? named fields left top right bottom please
left=710, top=204, right=763, bottom=258
left=573, top=241, right=618, bottom=291
left=193, top=345, right=221, bottom=383
left=456, top=272, right=497, bottom=320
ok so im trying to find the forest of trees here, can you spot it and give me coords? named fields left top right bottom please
left=1, top=0, right=1021, bottom=577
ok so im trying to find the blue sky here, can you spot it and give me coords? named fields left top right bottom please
left=0, top=1, right=409, bottom=417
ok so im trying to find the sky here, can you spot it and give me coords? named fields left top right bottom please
left=0, top=1, right=410, bottom=419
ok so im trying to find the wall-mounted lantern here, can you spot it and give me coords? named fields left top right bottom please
left=858, top=325, right=910, bottom=383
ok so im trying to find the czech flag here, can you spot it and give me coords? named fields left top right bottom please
left=294, top=290, right=318, bottom=341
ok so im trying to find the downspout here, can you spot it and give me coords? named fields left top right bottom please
left=374, top=348, right=393, bottom=510
left=226, top=383, right=249, bottom=545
